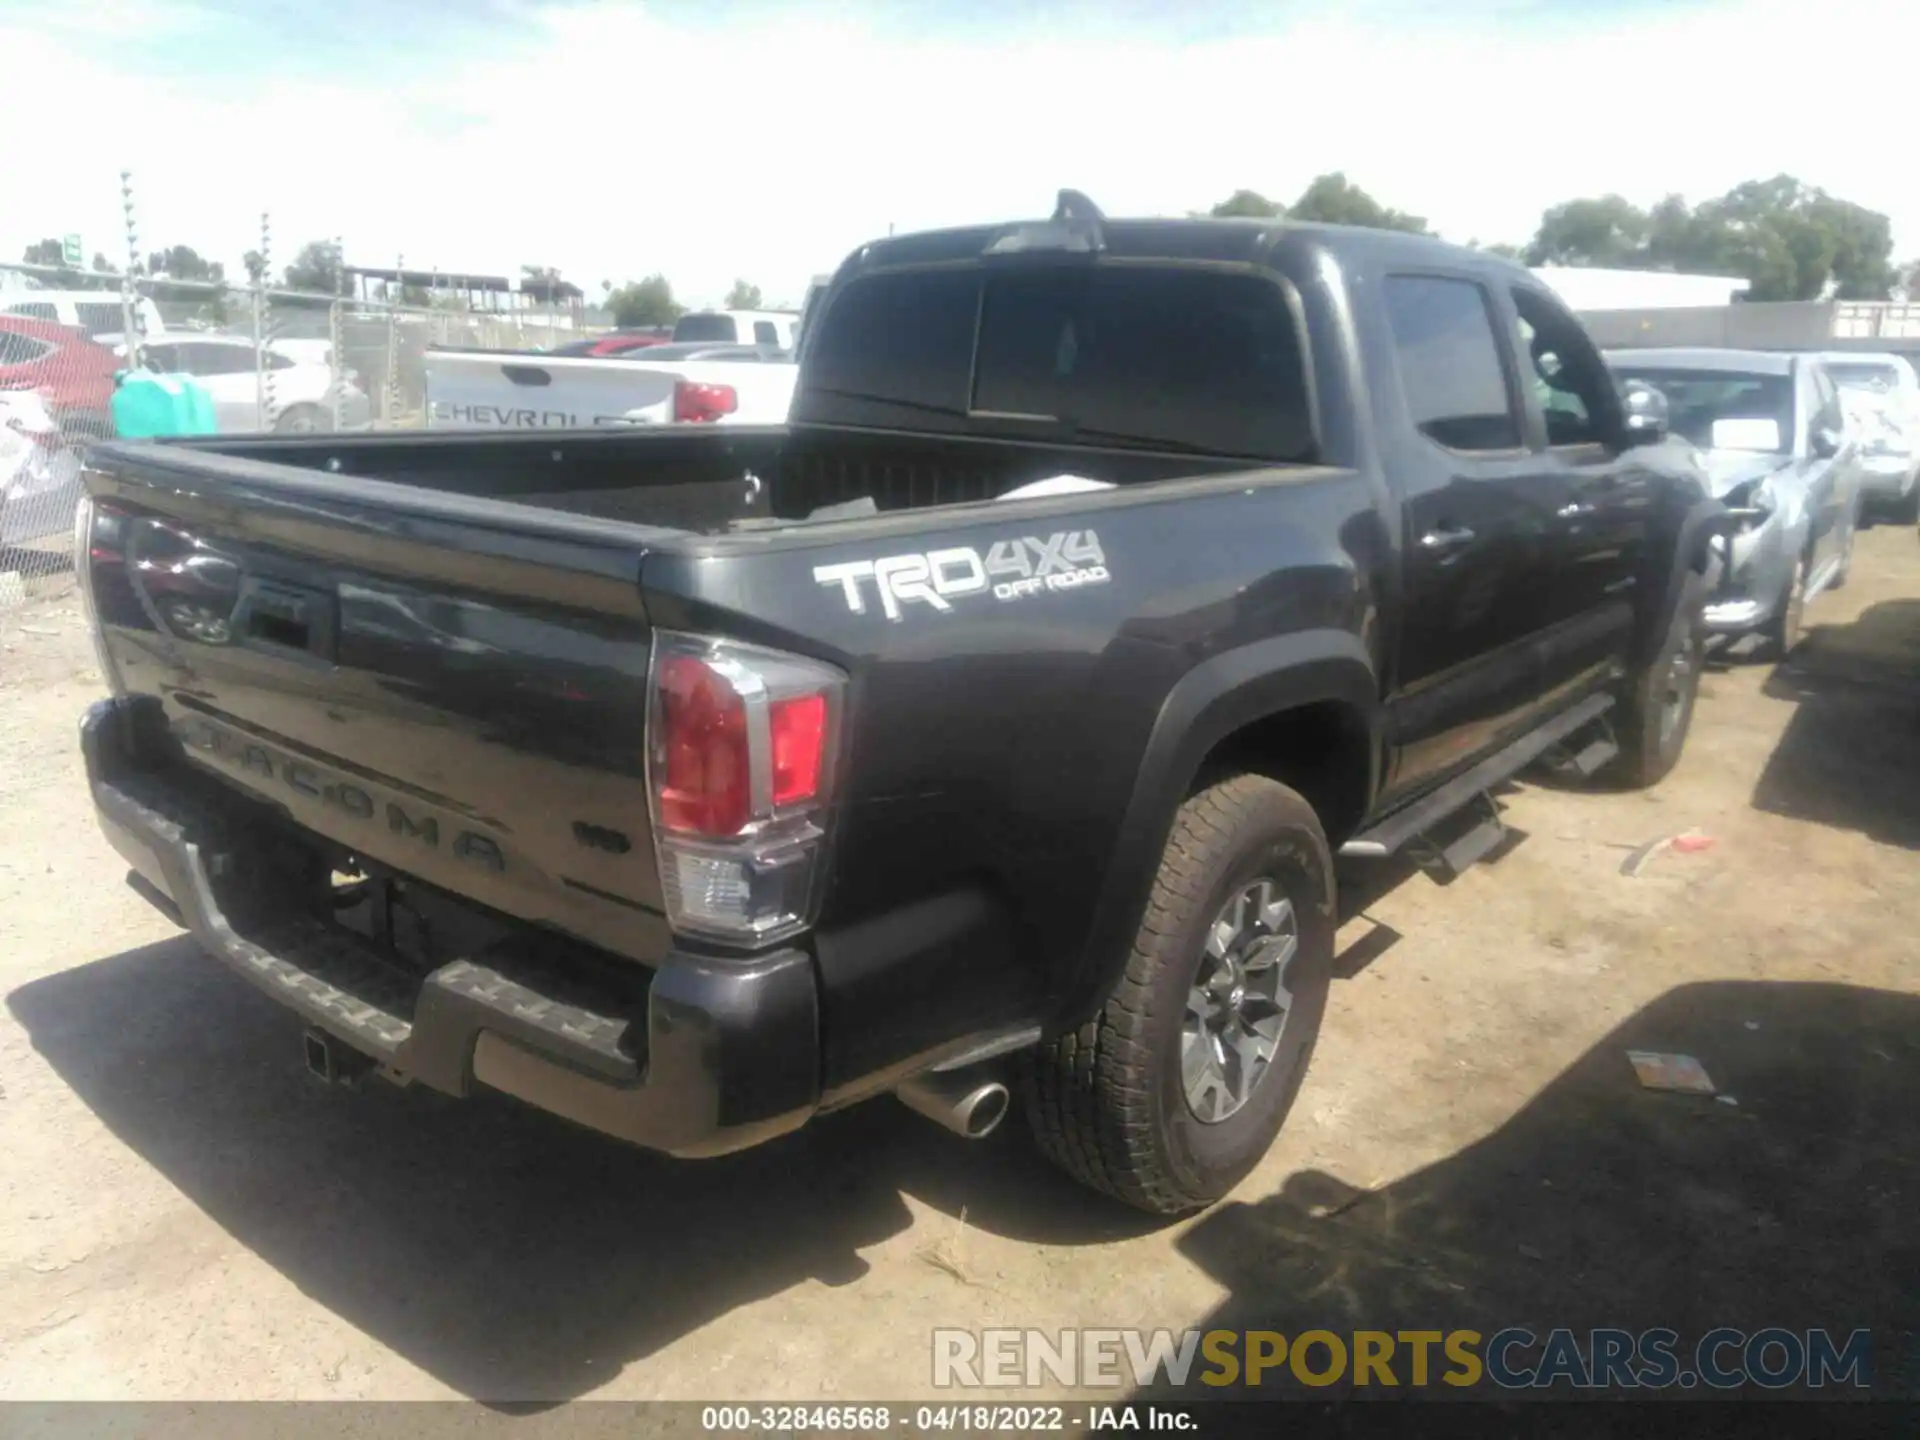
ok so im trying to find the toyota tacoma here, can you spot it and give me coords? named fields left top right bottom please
left=72, top=194, right=1723, bottom=1214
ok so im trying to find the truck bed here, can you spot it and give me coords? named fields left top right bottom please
left=175, top=423, right=1255, bottom=532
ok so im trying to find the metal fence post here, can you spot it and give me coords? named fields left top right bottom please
left=119, top=171, right=141, bottom=372
left=330, top=234, right=346, bottom=431
left=255, top=213, right=271, bottom=425
left=387, top=253, right=404, bottom=425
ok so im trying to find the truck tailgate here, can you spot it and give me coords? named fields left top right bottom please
left=425, top=349, right=681, bottom=429
left=82, top=444, right=676, bottom=964
left=425, top=351, right=799, bottom=429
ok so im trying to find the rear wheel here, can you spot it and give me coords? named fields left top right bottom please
left=1602, top=569, right=1705, bottom=789
left=1024, top=774, right=1335, bottom=1215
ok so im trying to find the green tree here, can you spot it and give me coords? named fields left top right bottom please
left=145, top=245, right=224, bottom=284
left=1468, top=239, right=1524, bottom=260
left=1209, top=189, right=1285, bottom=219
left=1520, top=176, right=1897, bottom=301
left=283, top=239, right=343, bottom=295
left=1804, top=194, right=1893, bottom=300
left=1288, top=172, right=1429, bottom=233
left=92, top=252, right=118, bottom=274
left=1642, top=194, right=1698, bottom=271
left=608, top=274, right=682, bottom=328
left=242, top=249, right=268, bottom=285
left=1522, top=195, right=1649, bottom=267
left=724, top=278, right=763, bottom=309
left=1206, top=176, right=1427, bottom=232
left=21, top=238, right=64, bottom=266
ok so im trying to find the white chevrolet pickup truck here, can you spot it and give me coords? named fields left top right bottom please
left=425, top=342, right=798, bottom=430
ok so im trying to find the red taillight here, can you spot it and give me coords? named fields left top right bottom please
left=646, top=633, right=846, bottom=945
left=770, top=693, right=827, bottom=807
left=655, top=652, right=752, bottom=837
left=673, top=380, right=737, bottom=423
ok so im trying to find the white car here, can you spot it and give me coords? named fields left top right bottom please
left=1818, top=351, right=1920, bottom=521
left=2, top=290, right=166, bottom=342
left=125, top=333, right=371, bottom=434
left=1, top=388, right=83, bottom=546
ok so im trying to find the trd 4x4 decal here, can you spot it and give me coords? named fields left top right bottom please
left=812, top=530, right=1110, bottom=622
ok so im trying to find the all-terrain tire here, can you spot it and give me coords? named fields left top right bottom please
left=1023, top=774, right=1336, bottom=1215
left=1601, top=568, right=1706, bottom=790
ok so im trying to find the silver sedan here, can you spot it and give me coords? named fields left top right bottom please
left=1607, top=347, right=1861, bottom=655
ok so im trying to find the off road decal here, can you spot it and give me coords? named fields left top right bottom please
left=813, top=530, right=1110, bottom=621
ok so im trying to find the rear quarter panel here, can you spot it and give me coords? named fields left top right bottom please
left=646, top=468, right=1384, bottom=1049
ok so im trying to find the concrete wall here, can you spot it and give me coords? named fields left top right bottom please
left=1581, top=301, right=1920, bottom=367
left=1532, top=267, right=1750, bottom=311
left=1580, top=302, right=1836, bottom=350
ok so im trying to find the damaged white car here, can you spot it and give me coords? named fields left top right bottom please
left=1607, top=348, right=1861, bottom=656
left=1817, top=351, right=1920, bottom=523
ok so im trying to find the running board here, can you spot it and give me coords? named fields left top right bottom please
left=1414, top=792, right=1509, bottom=880
left=1340, top=692, right=1615, bottom=859
left=1542, top=715, right=1621, bottom=781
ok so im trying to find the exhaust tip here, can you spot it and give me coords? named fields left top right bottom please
left=896, top=1069, right=1012, bottom=1140
left=959, top=1082, right=1011, bottom=1138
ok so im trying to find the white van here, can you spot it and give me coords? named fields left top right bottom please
left=1, top=290, right=166, bottom=341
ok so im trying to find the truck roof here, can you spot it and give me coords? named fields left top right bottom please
left=842, top=210, right=1524, bottom=278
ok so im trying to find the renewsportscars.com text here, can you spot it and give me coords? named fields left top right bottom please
left=932, top=1327, right=1873, bottom=1391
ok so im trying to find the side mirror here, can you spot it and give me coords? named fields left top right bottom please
left=1619, top=380, right=1669, bottom=445
left=1810, top=425, right=1841, bottom=459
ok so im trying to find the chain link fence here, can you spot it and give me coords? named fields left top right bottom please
left=3, top=227, right=598, bottom=611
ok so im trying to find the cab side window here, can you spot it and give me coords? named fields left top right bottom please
left=1384, top=276, right=1520, bottom=452
left=1509, top=285, right=1615, bottom=448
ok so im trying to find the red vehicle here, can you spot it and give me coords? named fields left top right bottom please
left=0, top=316, right=120, bottom=437
left=548, top=328, right=673, bottom=358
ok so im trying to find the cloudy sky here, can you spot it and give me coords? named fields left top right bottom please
left=2, top=0, right=1915, bottom=309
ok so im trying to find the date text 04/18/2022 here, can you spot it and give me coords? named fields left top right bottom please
left=698, top=1404, right=1193, bottom=1432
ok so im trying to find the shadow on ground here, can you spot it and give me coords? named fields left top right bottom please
left=1156, top=979, right=1920, bottom=1404
left=8, top=938, right=1161, bottom=1406
left=1754, top=600, right=1920, bottom=850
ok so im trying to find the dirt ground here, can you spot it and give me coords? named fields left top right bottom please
left=2, top=529, right=1917, bottom=1405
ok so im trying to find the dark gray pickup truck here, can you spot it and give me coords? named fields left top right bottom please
left=73, top=194, right=1722, bottom=1214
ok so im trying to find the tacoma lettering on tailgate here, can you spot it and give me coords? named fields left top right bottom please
left=180, top=717, right=506, bottom=873
left=812, top=530, right=1110, bottom=622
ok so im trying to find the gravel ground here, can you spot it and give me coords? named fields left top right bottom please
left=2, top=527, right=1916, bottom=1405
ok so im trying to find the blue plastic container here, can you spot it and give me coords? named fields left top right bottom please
left=111, top=370, right=217, bottom=438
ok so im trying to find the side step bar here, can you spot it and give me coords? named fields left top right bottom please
left=1341, top=692, right=1615, bottom=859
